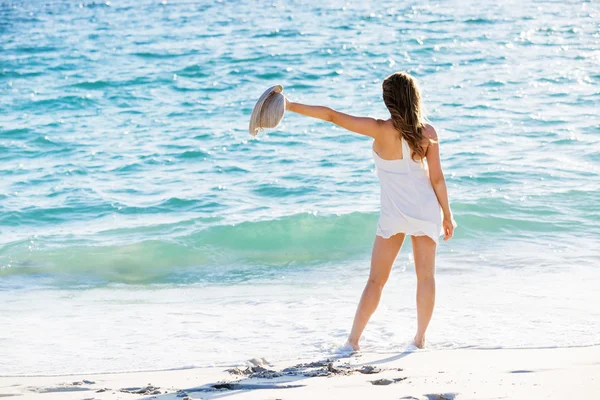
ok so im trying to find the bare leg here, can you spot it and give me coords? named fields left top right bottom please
left=347, top=233, right=405, bottom=350
left=411, top=235, right=437, bottom=348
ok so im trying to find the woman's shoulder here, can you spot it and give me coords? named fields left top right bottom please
left=422, top=123, right=438, bottom=141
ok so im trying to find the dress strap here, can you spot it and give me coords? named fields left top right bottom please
left=401, top=137, right=411, bottom=162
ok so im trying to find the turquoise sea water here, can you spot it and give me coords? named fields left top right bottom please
left=1, top=0, right=599, bottom=375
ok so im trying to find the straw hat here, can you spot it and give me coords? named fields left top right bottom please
left=249, top=84, right=286, bottom=136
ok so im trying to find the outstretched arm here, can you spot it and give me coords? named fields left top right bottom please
left=424, top=125, right=455, bottom=241
left=285, top=99, right=385, bottom=139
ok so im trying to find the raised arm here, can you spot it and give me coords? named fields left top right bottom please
left=285, top=98, right=385, bottom=139
left=423, top=124, right=455, bottom=241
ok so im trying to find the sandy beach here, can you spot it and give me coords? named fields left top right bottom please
left=2, top=346, right=598, bottom=400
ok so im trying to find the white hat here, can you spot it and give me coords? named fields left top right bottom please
left=249, top=84, right=285, bottom=136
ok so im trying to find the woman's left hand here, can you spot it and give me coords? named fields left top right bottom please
left=442, top=216, right=455, bottom=241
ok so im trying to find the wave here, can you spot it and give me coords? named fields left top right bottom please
left=463, top=17, right=499, bottom=25
left=29, top=95, right=99, bottom=112
left=68, top=76, right=163, bottom=89
left=0, top=212, right=378, bottom=286
left=131, top=50, right=199, bottom=59
left=2, top=187, right=597, bottom=286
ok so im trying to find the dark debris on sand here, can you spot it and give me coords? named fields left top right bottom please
left=211, top=358, right=407, bottom=391
left=152, top=356, right=411, bottom=395
left=119, top=385, right=161, bottom=395
left=280, top=360, right=386, bottom=378
left=71, top=380, right=95, bottom=386
left=225, top=365, right=283, bottom=379
left=225, top=359, right=359, bottom=379
left=357, top=365, right=381, bottom=374
left=370, top=377, right=407, bottom=385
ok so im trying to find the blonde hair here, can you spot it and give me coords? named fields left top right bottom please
left=382, top=72, right=429, bottom=161
left=249, top=85, right=286, bottom=136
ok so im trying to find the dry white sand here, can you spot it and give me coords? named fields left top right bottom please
left=2, top=346, right=598, bottom=400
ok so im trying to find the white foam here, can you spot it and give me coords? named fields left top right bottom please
left=1, top=260, right=599, bottom=376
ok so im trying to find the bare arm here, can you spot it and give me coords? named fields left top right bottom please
left=285, top=99, right=385, bottom=139
left=424, top=125, right=455, bottom=241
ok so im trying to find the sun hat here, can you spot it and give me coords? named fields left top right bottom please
left=249, top=84, right=286, bottom=136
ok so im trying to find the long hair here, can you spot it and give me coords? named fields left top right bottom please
left=382, top=72, right=429, bottom=161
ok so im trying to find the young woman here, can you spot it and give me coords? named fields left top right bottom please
left=285, top=71, right=456, bottom=350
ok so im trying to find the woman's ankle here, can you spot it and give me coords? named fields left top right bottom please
left=413, top=333, right=426, bottom=348
left=346, top=338, right=360, bottom=351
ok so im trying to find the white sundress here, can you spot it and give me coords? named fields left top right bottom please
left=373, top=137, right=449, bottom=245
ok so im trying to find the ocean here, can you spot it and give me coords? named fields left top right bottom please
left=1, top=0, right=599, bottom=376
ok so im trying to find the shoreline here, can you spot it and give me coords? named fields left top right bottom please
left=2, top=346, right=599, bottom=399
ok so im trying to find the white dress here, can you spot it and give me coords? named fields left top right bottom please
left=373, top=137, right=448, bottom=245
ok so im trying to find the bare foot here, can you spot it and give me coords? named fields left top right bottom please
left=346, top=341, right=360, bottom=352
left=413, top=335, right=425, bottom=349
left=335, top=342, right=358, bottom=357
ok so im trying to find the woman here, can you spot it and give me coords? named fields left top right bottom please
left=285, top=71, right=456, bottom=350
